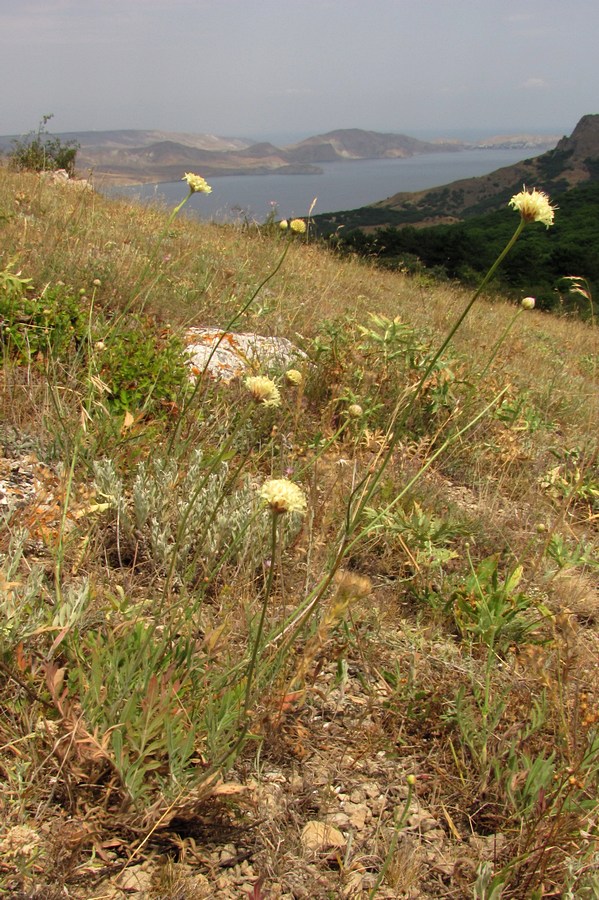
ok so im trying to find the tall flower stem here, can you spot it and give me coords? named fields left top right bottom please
left=106, top=190, right=196, bottom=340
left=344, top=217, right=527, bottom=538
left=167, top=238, right=293, bottom=456
left=477, top=306, right=524, bottom=381
left=243, top=512, right=280, bottom=717
left=368, top=777, right=416, bottom=899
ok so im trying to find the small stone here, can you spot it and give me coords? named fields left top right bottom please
left=408, top=810, right=439, bottom=832
left=469, top=832, right=506, bottom=859
left=329, top=812, right=351, bottom=828
left=301, top=820, right=346, bottom=854
left=220, top=847, right=236, bottom=865
left=423, top=827, right=446, bottom=842
left=434, top=861, right=455, bottom=876
left=118, top=864, right=153, bottom=894
left=347, top=803, right=368, bottom=830
left=371, top=796, right=386, bottom=814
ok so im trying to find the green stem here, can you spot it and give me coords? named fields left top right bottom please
left=477, top=307, right=524, bottom=381
left=344, top=217, right=527, bottom=538
left=106, top=190, right=194, bottom=340
left=243, top=512, right=280, bottom=717
left=54, top=435, right=80, bottom=606
left=160, top=403, right=254, bottom=607
left=368, top=779, right=415, bottom=898
left=255, top=383, right=509, bottom=682
left=167, top=238, right=293, bottom=456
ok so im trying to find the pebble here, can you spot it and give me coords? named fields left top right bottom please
left=301, top=820, right=347, bottom=854
left=347, top=802, right=369, bottom=830
left=117, top=864, right=153, bottom=895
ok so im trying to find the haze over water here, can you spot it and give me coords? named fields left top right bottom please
left=106, top=148, right=542, bottom=224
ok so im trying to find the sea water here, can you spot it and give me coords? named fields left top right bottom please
left=104, top=148, right=545, bottom=224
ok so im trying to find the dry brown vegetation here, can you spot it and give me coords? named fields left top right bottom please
left=0, top=167, right=597, bottom=899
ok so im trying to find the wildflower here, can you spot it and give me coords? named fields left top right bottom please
left=93, top=278, right=102, bottom=287
left=347, top=403, right=363, bottom=418
left=521, top=296, right=536, bottom=310
left=183, top=172, right=212, bottom=194
left=509, top=186, right=556, bottom=227
left=285, top=368, right=303, bottom=386
left=245, top=375, right=281, bottom=407
left=290, top=218, right=306, bottom=234
left=94, top=340, right=106, bottom=351
left=279, top=219, right=289, bottom=231
left=260, top=478, right=307, bottom=516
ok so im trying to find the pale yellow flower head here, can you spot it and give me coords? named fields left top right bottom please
left=260, top=478, right=307, bottom=515
left=279, top=219, right=289, bottom=231
left=521, top=296, right=536, bottom=310
left=285, top=368, right=303, bottom=386
left=509, top=186, right=556, bottom=227
left=290, top=218, right=306, bottom=234
left=183, top=172, right=212, bottom=194
left=245, top=375, right=281, bottom=408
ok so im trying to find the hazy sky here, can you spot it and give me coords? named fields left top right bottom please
left=2, top=0, right=597, bottom=141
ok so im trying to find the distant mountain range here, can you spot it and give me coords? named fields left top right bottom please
left=313, top=115, right=599, bottom=232
left=0, top=127, right=559, bottom=185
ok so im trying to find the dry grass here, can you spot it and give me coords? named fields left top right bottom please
left=0, top=165, right=597, bottom=898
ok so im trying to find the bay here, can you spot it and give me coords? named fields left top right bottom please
left=105, top=148, right=543, bottom=224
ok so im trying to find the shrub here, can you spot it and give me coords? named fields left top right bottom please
left=0, top=269, right=87, bottom=364
left=99, top=315, right=190, bottom=416
left=8, top=114, right=79, bottom=176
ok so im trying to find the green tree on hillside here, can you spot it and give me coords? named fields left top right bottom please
left=329, top=181, right=599, bottom=317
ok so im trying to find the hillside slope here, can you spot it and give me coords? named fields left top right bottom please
left=1, top=126, right=558, bottom=185
left=0, top=166, right=597, bottom=899
left=314, top=114, right=599, bottom=231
